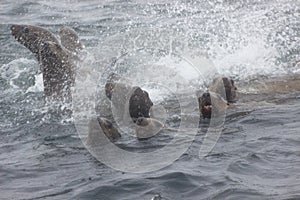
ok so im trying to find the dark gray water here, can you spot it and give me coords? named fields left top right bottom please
left=1, top=0, right=300, bottom=199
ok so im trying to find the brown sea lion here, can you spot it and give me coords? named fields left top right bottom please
left=105, top=73, right=154, bottom=123
left=87, top=117, right=121, bottom=145
left=97, top=117, right=121, bottom=141
left=198, top=77, right=237, bottom=118
left=235, top=74, right=300, bottom=105
left=10, top=24, right=83, bottom=100
left=222, top=77, right=238, bottom=103
left=38, top=41, right=73, bottom=99
left=243, top=75, right=300, bottom=94
left=11, top=24, right=59, bottom=62
left=59, top=26, right=84, bottom=53
left=105, top=73, right=121, bottom=100
left=129, top=87, right=153, bottom=120
left=198, top=92, right=212, bottom=119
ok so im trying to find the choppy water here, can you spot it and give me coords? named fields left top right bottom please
left=1, top=0, right=300, bottom=199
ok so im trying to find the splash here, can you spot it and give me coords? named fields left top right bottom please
left=0, top=58, right=38, bottom=92
left=213, top=37, right=286, bottom=80
left=26, top=73, right=44, bottom=93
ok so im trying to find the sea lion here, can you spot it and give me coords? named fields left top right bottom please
left=10, top=24, right=82, bottom=100
left=97, top=117, right=121, bottom=141
left=105, top=73, right=154, bottom=122
left=38, top=41, right=73, bottom=99
left=59, top=26, right=84, bottom=53
left=198, top=77, right=237, bottom=118
left=105, top=72, right=121, bottom=100
left=135, top=117, right=164, bottom=139
left=11, top=24, right=59, bottom=62
left=222, top=77, right=237, bottom=103
left=243, top=75, right=300, bottom=94
left=87, top=117, right=121, bottom=145
left=234, top=74, right=300, bottom=105
left=198, top=92, right=212, bottom=119
left=129, top=87, right=153, bottom=120
left=134, top=117, right=190, bottom=139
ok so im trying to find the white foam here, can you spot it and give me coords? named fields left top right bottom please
left=212, top=37, right=286, bottom=79
left=1, top=58, right=38, bottom=89
left=26, top=73, right=44, bottom=93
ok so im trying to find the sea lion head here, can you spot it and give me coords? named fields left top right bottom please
left=198, top=77, right=236, bottom=118
left=105, top=73, right=121, bottom=100
left=129, top=87, right=154, bottom=122
left=136, top=117, right=149, bottom=126
left=135, top=117, right=164, bottom=139
left=59, top=26, right=84, bottom=52
left=105, top=73, right=154, bottom=122
left=11, top=24, right=59, bottom=56
left=198, top=92, right=212, bottom=119
left=98, top=117, right=121, bottom=141
left=222, top=77, right=237, bottom=103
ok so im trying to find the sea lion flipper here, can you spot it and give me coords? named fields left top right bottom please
left=39, top=41, right=73, bottom=99
left=87, top=117, right=121, bottom=145
left=11, top=24, right=78, bottom=101
left=59, top=26, right=84, bottom=52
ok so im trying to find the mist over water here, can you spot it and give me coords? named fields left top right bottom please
left=1, top=0, right=300, bottom=199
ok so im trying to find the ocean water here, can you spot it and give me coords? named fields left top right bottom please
left=1, top=0, right=300, bottom=199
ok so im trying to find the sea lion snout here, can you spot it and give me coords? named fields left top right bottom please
left=10, top=24, right=20, bottom=33
left=198, top=92, right=212, bottom=119
left=11, top=25, right=31, bottom=40
left=135, top=117, right=164, bottom=139
left=136, top=117, right=145, bottom=126
left=11, top=25, right=24, bottom=40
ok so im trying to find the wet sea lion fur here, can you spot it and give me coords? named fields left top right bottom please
left=105, top=73, right=154, bottom=122
left=11, top=24, right=83, bottom=100
left=87, top=117, right=121, bottom=145
left=135, top=117, right=164, bottom=139
left=198, top=77, right=237, bottom=118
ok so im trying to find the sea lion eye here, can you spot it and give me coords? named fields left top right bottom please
left=203, top=93, right=210, bottom=98
left=23, top=27, right=29, bottom=34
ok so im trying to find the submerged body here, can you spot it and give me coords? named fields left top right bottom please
left=87, top=117, right=121, bottom=145
left=243, top=75, right=300, bottom=94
